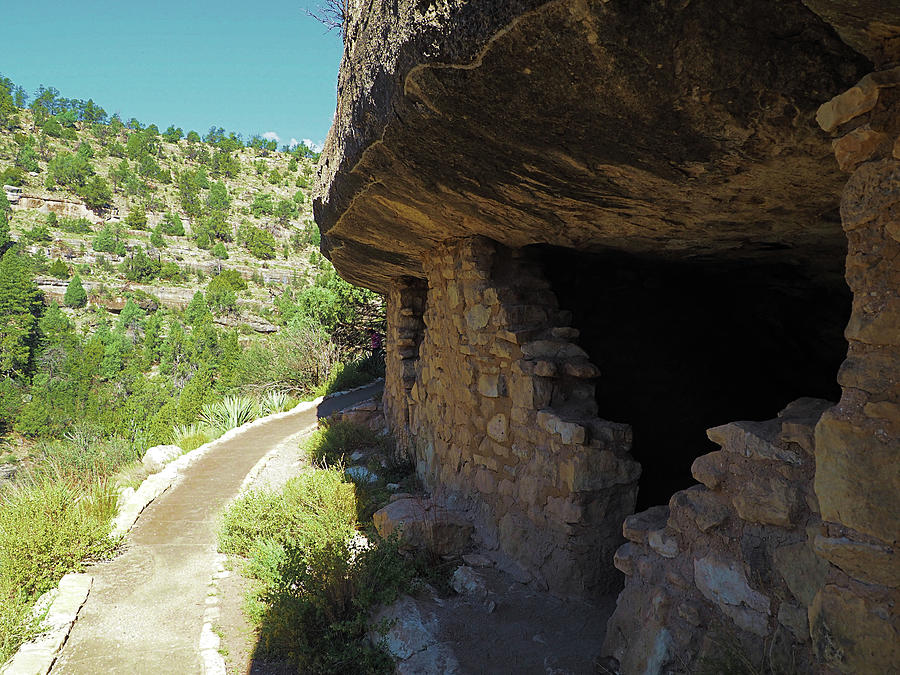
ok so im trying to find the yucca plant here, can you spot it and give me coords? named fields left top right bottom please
left=200, top=396, right=259, bottom=433
left=258, top=390, right=292, bottom=416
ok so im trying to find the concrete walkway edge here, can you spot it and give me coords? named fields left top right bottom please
left=1, top=396, right=329, bottom=675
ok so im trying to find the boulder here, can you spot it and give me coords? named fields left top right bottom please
left=142, top=444, right=183, bottom=472
left=373, top=498, right=473, bottom=556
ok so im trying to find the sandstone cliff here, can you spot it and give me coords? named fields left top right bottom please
left=315, top=1, right=899, bottom=672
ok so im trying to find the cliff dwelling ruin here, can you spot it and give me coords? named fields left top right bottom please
left=315, top=0, right=899, bottom=672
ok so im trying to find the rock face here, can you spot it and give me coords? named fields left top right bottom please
left=316, top=0, right=899, bottom=671
left=316, top=0, right=869, bottom=292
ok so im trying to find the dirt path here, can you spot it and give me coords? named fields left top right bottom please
left=50, top=384, right=383, bottom=675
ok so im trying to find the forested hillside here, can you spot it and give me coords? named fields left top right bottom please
left=0, top=74, right=383, bottom=661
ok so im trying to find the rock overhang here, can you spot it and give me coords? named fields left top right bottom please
left=314, top=0, right=874, bottom=293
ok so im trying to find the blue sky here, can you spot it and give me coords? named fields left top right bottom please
left=0, top=0, right=344, bottom=149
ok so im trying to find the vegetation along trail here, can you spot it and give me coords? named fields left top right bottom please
left=50, top=382, right=382, bottom=675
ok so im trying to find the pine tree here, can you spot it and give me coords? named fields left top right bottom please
left=64, top=273, right=88, bottom=308
left=38, top=302, right=76, bottom=352
left=0, top=247, right=43, bottom=377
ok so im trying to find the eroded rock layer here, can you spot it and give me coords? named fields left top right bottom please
left=316, top=0, right=869, bottom=292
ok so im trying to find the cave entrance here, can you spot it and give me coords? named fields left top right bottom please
left=537, top=245, right=850, bottom=511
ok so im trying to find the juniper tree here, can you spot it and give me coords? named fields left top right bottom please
left=63, top=273, right=88, bottom=308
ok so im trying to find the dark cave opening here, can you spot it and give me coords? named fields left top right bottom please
left=538, top=245, right=850, bottom=511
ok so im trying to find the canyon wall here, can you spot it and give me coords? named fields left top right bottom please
left=315, top=0, right=898, bottom=671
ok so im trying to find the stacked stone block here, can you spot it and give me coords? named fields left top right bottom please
left=603, top=399, right=834, bottom=673
left=810, top=66, right=900, bottom=673
left=383, top=237, right=640, bottom=596
left=383, top=277, right=427, bottom=453
left=602, top=67, right=899, bottom=674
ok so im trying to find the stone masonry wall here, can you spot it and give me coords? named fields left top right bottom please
left=383, top=237, right=640, bottom=596
left=809, top=66, right=899, bottom=673
left=383, top=276, right=427, bottom=454
left=603, top=398, right=834, bottom=673
left=602, top=67, right=899, bottom=674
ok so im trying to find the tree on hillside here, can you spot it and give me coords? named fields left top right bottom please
left=121, top=246, right=160, bottom=282
left=163, top=125, right=184, bottom=142
left=0, top=247, right=44, bottom=377
left=80, top=175, right=113, bottom=209
left=275, top=198, right=298, bottom=225
left=15, top=140, right=39, bottom=172
left=0, top=76, right=19, bottom=129
left=0, top=190, right=11, bottom=253
left=49, top=258, right=69, bottom=279
left=207, top=181, right=231, bottom=214
left=150, top=227, right=166, bottom=248
left=92, top=224, right=117, bottom=253
left=185, top=291, right=212, bottom=326
left=250, top=193, right=275, bottom=217
left=206, top=278, right=237, bottom=315
left=46, top=150, right=94, bottom=190
left=64, top=273, right=88, bottom=308
left=37, top=301, right=75, bottom=354
left=211, top=242, right=228, bottom=260
left=161, top=211, right=185, bottom=236
left=238, top=224, right=277, bottom=259
left=124, top=204, right=148, bottom=230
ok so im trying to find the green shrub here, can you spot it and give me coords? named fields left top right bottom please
left=48, top=258, right=69, bottom=279
left=219, top=468, right=356, bottom=557
left=0, top=468, right=118, bottom=598
left=57, top=216, right=93, bottom=234
left=0, top=586, right=43, bottom=665
left=315, top=356, right=381, bottom=398
left=160, top=211, right=184, bottom=236
left=230, top=324, right=341, bottom=395
left=37, top=433, right=142, bottom=480
left=219, top=468, right=411, bottom=674
left=239, top=224, right=277, bottom=260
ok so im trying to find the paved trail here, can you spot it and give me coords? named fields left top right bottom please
left=51, top=384, right=382, bottom=675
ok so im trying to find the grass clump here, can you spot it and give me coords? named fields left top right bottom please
left=172, top=423, right=216, bottom=452
left=199, top=395, right=259, bottom=434
left=301, top=420, right=385, bottom=465
left=218, top=467, right=412, bottom=674
left=257, top=390, right=296, bottom=416
left=0, top=466, right=120, bottom=662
